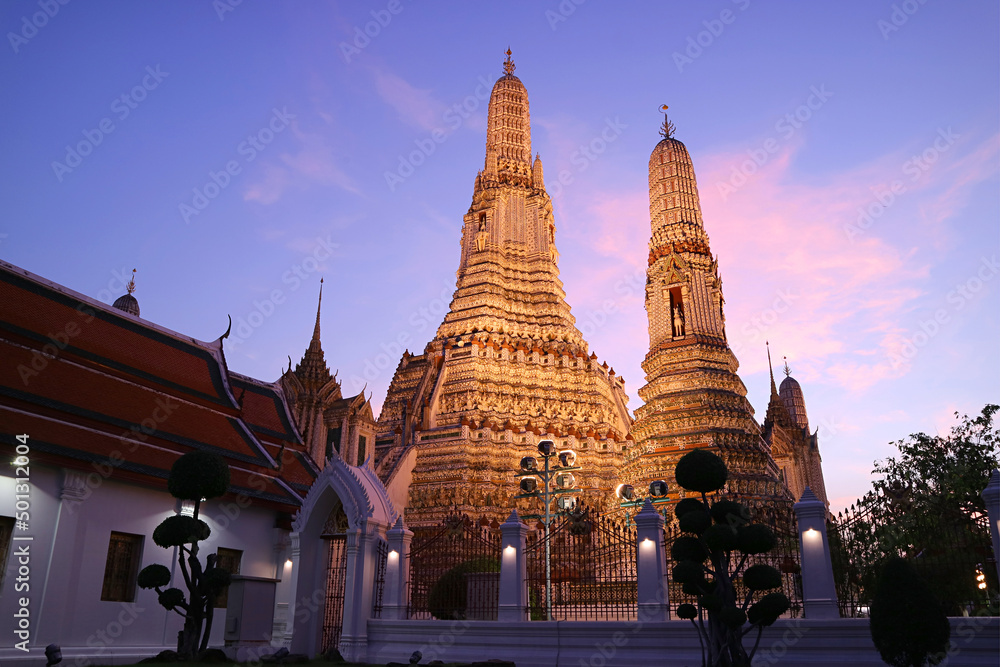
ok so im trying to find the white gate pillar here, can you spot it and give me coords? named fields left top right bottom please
left=794, top=486, right=839, bottom=619
left=635, top=499, right=670, bottom=620
left=498, top=509, right=529, bottom=622
left=382, top=517, right=413, bottom=620
left=982, top=469, right=1000, bottom=584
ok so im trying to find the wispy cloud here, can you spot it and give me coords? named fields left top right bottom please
left=244, top=125, right=360, bottom=204
left=563, top=128, right=998, bottom=396
left=372, top=68, right=447, bottom=132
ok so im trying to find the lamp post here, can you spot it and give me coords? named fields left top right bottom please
left=616, top=480, right=670, bottom=523
left=513, top=439, right=582, bottom=621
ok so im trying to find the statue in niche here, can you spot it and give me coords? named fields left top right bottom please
left=673, top=304, right=686, bottom=337
left=476, top=213, right=488, bottom=252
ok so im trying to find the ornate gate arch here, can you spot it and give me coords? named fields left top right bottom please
left=288, top=457, right=397, bottom=661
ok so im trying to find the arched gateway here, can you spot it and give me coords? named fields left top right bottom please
left=287, top=455, right=397, bottom=661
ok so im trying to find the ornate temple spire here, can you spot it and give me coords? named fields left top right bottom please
left=312, top=277, right=323, bottom=342
left=767, top=341, right=779, bottom=398
left=112, top=268, right=140, bottom=317
left=484, top=47, right=531, bottom=172
left=294, top=279, right=332, bottom=390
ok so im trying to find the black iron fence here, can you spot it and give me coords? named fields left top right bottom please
left=663, top=495, right=803, bottom=620
left=525, top=510, right=638, bottom=621
left=406, top=514, right=502, bottom=620
left=830, top=487, right=998, bottom=617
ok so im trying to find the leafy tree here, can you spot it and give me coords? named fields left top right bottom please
left=671, top=448, right=791, bottom=667
left=137, top=451, right=233, bottom=658
left=872, top=404, right=998, bottom=519
left=833, top=405, right=999, bottom=615
left=869, top=557, right=950, bottom=666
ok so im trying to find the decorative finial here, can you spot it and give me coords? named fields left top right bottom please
left=126, top=268, right=136, bottom=295
left=312, top=278, right=324, bottom=342
left=503, top=47, right=515, bottom=76
left=783, top=356, right=792, bottom=377
left=659, top=104, right=675, bottom=139
left=767, top=341, right=778, bottom=396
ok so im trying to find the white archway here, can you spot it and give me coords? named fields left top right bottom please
left=288, top=456, right=397, bottom=660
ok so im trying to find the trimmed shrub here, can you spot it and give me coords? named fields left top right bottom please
left=168, top=451, right=230, bottom=501
left=674, top=449, right=728, bottom=493
left=869, top=557, right=950, bottom=667
left=743, top=564, right=782, bottom=591
left=153, top=516, right=210, bottom=548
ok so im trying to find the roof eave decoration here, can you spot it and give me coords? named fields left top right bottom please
left=291, top=453, right=398, bottom=534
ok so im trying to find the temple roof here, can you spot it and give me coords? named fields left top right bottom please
left=0, top=259, right=318, bottom=512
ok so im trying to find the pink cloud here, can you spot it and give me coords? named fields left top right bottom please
left=372, top=68, right=446, bottom=132
left=562, top=127, right=997, bottom=397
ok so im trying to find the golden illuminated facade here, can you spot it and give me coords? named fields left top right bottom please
left=621, top=114, right=789, bottom=504
left=373, top=51, right=632, bottom=526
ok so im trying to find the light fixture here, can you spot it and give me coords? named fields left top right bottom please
left=520, top=456, right=537, bottom=472
left=520, top=477, right=537, bottom=493
left=558, top=450, right=576, bottom=467
left=615, top=484, right=635, bottom=501
left=649, top=480, right=668, bottom=498
left=537, top=439, right=555, bottom=456
left=555, top=472, right=575, bottom=489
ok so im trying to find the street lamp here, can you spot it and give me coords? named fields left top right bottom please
left=513, top=439, right=583, bottom=620
left=616, top=479, right=670, bottom=524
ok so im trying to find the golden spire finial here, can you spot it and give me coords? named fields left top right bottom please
left=126, top=268, right=136, bottom=295
left=503, top=47, right=515, bottom=76
left=783, top=356, right=792, bottom=377
left=659, top=104, right=676, bottom=139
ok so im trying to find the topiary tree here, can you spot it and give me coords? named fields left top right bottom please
left=869, top=557, right=950, bottom=666
left=671, top=448, right=791, bottom=667
left=137, top=451, right=232, bottom=659
left=427, top=556, right=500, bottom=620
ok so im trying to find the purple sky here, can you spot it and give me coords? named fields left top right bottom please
left=2, top=1, right=997, bottom=512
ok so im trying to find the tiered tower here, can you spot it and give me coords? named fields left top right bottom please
left=374, top=50, right=632, bottom=526
left=763, top=353, right=829, bottom=506
left=623, top=110, right=787, bottom=504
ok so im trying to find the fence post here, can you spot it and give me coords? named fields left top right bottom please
left=634, top=498, right=670, bottom=620
left=499, top=509, right=529, bottom=622
left=982, top=469, right=1000, bottom=584
left=382, top=516, right=413, bottom=620
left=794, top=486, right=839, bottom=618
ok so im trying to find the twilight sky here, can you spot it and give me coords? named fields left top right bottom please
left=1, top=1, right=997, bottom=512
